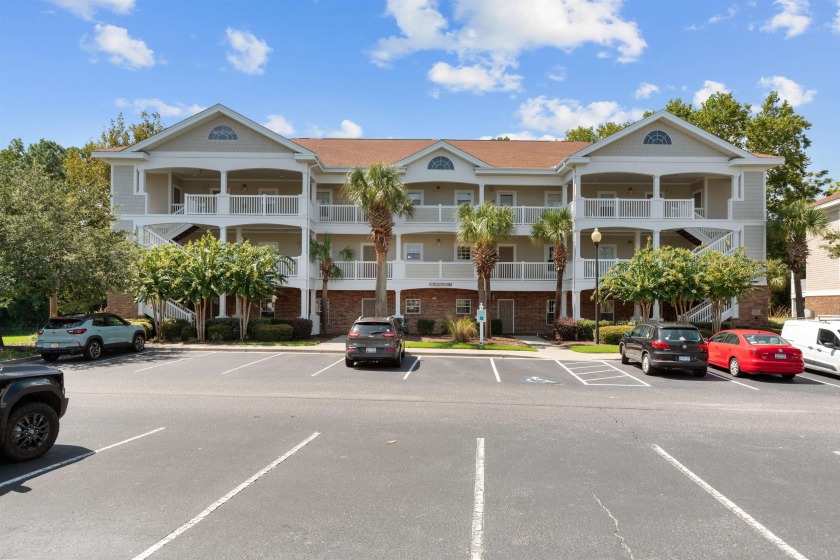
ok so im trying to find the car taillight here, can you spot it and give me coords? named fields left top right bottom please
left=383, top=332, right=396, bottom=338
left=348, top=332, right=360, bottom=337
left=347, top=347, right=357, bottom=352
left=698, top=343, right=708, bottom=352
left=651, top=341, right=669, bottom=349
left=37, top=329, right=44, bottom=335
left=67, top=328, right=87, bottom=335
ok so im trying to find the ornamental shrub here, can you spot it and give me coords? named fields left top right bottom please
left=253, top=323, right=293, bottom=341
left=491, top=318, right=503, bottom=335
left=599, top=325, right=634, bottom=345
left=417, top=318, right=435, bottom=335
left=207, top=324, right=234, bottom=342
left=181, top=325, right=198, bottom=340
left=161, top=319, right=190, bottom=341
left=129, top=319, right=154, bottom=339
left=205, top=318, right=240, bottom=340
left=441, top=316, right=477, bottom=342
left=553, top=316, right=578, bottom=341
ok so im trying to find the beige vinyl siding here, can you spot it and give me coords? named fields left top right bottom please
left=587, top=123, right=729, bottom=158
left=112, top=165, right=146, bottom=215
left=113, top=220, right=134, bottom=232
left=743, top=225, right=766, bottom=262
left=732, top=172, right=764, bottom=220
left=706, top=178, right=730, bottom=219
left=146, top=173, right=169, bottom=214
left=152, top=116, right=292, bottom=153
left=806, top=208, right=840, bottom=290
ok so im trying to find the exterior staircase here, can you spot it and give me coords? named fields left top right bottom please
left=138, top=226, right=196, bottom=325
left=684, top=230, right=738, bottom=324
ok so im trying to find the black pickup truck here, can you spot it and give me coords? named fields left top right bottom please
left=0, top=365, right=69, bottom=462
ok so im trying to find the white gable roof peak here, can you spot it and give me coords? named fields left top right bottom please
left=122, top=104, right=316, bottom=157
left=571, top=109, right=755, bottom=160
left=393, top=140, right=491, bottom=169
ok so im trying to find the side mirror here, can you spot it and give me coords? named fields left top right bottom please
left=623, top=332, right=631, bottom=338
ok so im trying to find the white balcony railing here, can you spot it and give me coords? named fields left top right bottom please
left=171, top=204, right=185, bottom=215
left=317, top=204, right=566, bottom=225
left=333, top=261, right=565, bottom=281
left=583, top=198, right=651, bottom=219
left=582, top=258, right=627, bottom=279
left=184, top=194, right=217, bottom=214
left=334, top=261, right=393, bottom=280
left=231, top=195, right=300, bottom=216
left=405, top=205, right=459, bottom=223
left=491, top=262, right=559, bottom=280
left=664, top=199, right=695, bottom=219
left=318, top=205, right=368, bottom=223
left=278, top=257, right=299, bottom=278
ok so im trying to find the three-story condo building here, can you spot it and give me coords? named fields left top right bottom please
left=95, top=105, right=781, bottom=334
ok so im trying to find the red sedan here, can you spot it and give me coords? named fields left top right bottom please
left=708, top=329, right=803, bottom=380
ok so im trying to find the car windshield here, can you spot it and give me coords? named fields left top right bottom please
left=744, top=334, right=789, bottom=346
left=660, top=328, right=701, bottom=342
left=45, top=318, right=85, bottom=329
left=351, top=323, right=393, bottom=335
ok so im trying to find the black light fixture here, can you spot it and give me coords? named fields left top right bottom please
left=591, top=227, right=602, bottom=345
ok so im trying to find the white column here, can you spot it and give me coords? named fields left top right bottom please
left=573, top=230, right=582, bottom=259
left=634, top=230, right=641, bottom=251
left=652, top=300, right=660, bottom=321
left=396, top=234, right=402, bottom=260
left=478, top=181, right=485, bottom=204
left=217, top=226, right=228, bottom=318
left=562, top=182, right=568, bottom=206
left=560, top=290, right=567, bottom=317
left=395, top=289, right=402, bottom=317
left=310, top=289, right=319, bottom=334
left=652, top=174, right=660, bottom=198
left=572, top=290, right=582, bottom=320
left=300, top=227, right=309, bottom=319
left=652, top=229, right=660, bottom=249
left=220, top=170, right=228, bottom=194
left=302, top=167, right=310, bottom=202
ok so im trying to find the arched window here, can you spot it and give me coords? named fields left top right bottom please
left=208, top=125, right=238, bottom=140
left=428, top=156, right=454, bottom=170
left=643, top=130, right=672, bottom=145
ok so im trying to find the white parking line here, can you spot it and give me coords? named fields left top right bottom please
left=556, top=360, right=588, bottom=385
left=598, top=361, right=651, bottom=387
left=310, top=358, right=344, bottom=377
left=834, top=451, right=840, bottom=457
left=490, top=358, right=501, bottom=383
left=132, top=432, right=320, bottom=560
left=651, top=444, right=809, bottom=560
left=0, top=427, right=166, bottom=489
left=556, top=360, right=649, bottom=387
left=470, top=438, right=485, bottom=560
left=585, top=375, right=628, bottom=382
left=798, top=374, right=840, bottom=388
left=564, top=364, right=611, bottom=370
left=706, top=370, right=760, bottom=390
left=572, top=369, right=613, bottom=375
left=134, top=352, right=216, bottom=372
left=219, top=353, right=283, bottom=375
left=402, top=357, right=421, bottom=380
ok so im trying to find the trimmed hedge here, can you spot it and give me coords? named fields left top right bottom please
left=491, top=318, right=503, bottom=335
left=252, top=323, right=293, bottom=342
left=417, top=318, right=435, bottom=335
left=181, top=325, right=198, bottom=340
left=599, top=325, right=634, bottom=345
left=129, top=319, right=154, bottom=339
left=245, top=317, right=311, bottom=340
left=553, top=316, right=578, bottom=341
left=205, top=318, right=240, bottom=341
left=161, top=319, right=190, bottom=341
left=207, top=324, right=234, bottom=342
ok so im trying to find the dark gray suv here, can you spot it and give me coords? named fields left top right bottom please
left=619, top=321, right=708, bottom=377
left=345, top=317, right=406, bottom=367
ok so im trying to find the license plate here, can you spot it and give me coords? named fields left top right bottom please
left=775, top=353, right=787, bottom=360
left=366, top=347, right=377, bottom=353
left=678, top=356, right=691, bottom=362
left=50, top=343, right=59, bottom=348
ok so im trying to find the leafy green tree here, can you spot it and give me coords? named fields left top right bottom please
left=769, top=199, right=828, bottom=317
left=342, top=162, right=413, bottom=316
left=564, top=121, right=630, bottom=143
left=310, top=235, right=354, bottom=335
left=132, top=244, right=184, bottom=338
left=699, top=249, right=763, bottom=332
left=175, top=233, right=225, bottom=341
left=600, top=241, right=660, bottom=320
left=457, top=202, right=514, bottom=337
left=221, top=242, right=288, bottom=341
left=656, top=246, right=706, bottom=322
left=529, top=207, right=574, bottom=321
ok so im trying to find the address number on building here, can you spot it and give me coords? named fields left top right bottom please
left=429, top=282, right=452, bottom=287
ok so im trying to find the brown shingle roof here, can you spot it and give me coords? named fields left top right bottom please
left=813, top=191, right=840, bottom=207
left=290, top=138, right=590, bottom=169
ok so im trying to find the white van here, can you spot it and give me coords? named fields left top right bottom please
left=781, top=318, right=840, bottom=375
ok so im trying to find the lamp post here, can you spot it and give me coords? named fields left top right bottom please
left=591, top=228, right=602, bottom=345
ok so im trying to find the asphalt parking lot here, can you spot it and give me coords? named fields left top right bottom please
left=2, top=349, right=839, bottom=560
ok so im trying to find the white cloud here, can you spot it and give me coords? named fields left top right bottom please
left=479, top=131, right=559, bottom=140
left=310, top=120, right=364, bottom=139
left=708, top=5, right=739, bottom=24
left=263, top=114, right=295, bottom=136
left=693, top=80, right=729, bottom=106
left=516, top=96, right=645, bottom=134
left=546, top=65, right=566, bottom=82
left=225, top=28, right=271, bottom=75
left=428, top=61, right=522, bottom=93
left=757, top=76, right=816, bottom=106
left=46, top=0, right=134, bottom=20
left=832, top=1, right=840, bottom=33
left=86, top=24, right=155, bottom=70
left=635, top=82, right=660, bottom=100
left=371, top=0, right=646, bottom=94
left=115, top=98, right=205, bottom=117
left=760, top=0, right=811, bottom=38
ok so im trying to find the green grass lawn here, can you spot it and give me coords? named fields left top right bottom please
left=567, top=344, right=620, bottom=353
left=0, top=348, right=39, bottom=361
left=2, top=333, right=37, bottom=346
left=407, top=341, right=537, bottom=351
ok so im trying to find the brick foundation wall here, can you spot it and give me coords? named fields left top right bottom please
left=321, top=290, right=397, bottom=334
left=805, top=295, right=840, bottom=317
left=275, top=287, right=302, bottom=318
left=579, top=290, right=636, bottom=322
left=107, top=292, right=140, bottom=318
left=402, top=288, right=481, bottom=334
left=735, top=286, right=770, bottom=327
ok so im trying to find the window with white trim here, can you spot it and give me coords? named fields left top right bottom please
left=428, top=156, right=454, bottom=170
left=546, top=300, right=555, bottom=325
left=405, top=299, right=421, bottom=314
left=455, top=191, right=473, bottom=206
left=643, top=130, right=672, bottom=145
left=407, top=191, right=424, bottom=205
left=405, top=243, right=423, bottom=261
left=601, top=300, right=615, bottom=322
left=316, top=298, right=322, bottom=315
left=456, top=299, right=471, bottom=315
left=209, top=125, right=238, bottom=140
left=456, top=245, right=472, bottom=261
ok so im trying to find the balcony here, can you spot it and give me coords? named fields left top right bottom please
left=579, top=198, right=708, bottom=220
left=172, top=194, right=304, bottom=216
left=582, top=258, right=627, bottom=279
left=332, top=261, right=566, bottom=282
left=317, top=204, right=563, bottom=225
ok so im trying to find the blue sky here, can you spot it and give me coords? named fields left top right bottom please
left=1, top=0, right=838, bottom=189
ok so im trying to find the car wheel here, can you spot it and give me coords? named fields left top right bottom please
left=392, top=350, right=403, bottom=368
left=620, top=345, right=630, bottom=364
left=84, top=339, right=102, bottom=360
left=782, top=374, right=796, bottom=380
left=345, top=357, right=355, bottom=368
left=641, top=353, right=657, bottom=375
left=131, top=334, right=145, bottom=352
left=729, top=357, right=743, bottom=378
left=42, top=354, right=59, bottom=362
left=1, top=402, right=60, bottom=462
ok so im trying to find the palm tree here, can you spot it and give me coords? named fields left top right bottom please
left=310, top=235, right=354, bottom=334
left=342, top=162, right=413, bottom=316
left=529, top=207, right=574, bottom=324
left=771, top=199, right=827, bottom=317
left=457, top=201, right=515, bottom=338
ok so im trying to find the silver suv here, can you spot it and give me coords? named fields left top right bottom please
left=345, top=317, right=406, bottom=368
left=35, top=313, right=146, bottom=362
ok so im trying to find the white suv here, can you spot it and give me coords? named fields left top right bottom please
left=780, top=318, right=840, bottom=375
left=36, top=313, right=146, bottom=362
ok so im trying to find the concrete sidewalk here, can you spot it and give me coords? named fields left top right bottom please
left=148, top=335, right=619, bottom=362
